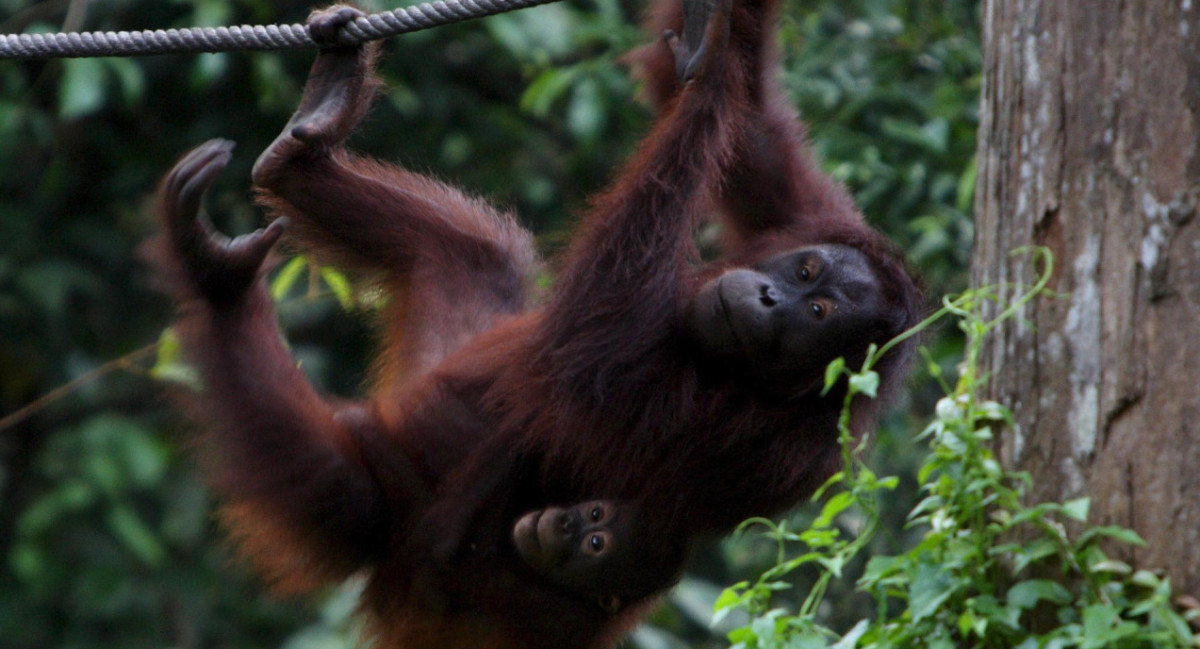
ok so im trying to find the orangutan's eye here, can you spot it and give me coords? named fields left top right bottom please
left=589, top=534, right=606, bottom=553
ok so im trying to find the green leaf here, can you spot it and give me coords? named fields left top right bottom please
left=107, top=504, right=166, bottom=567
left=817, top=554, right=846, bottom=578
left=860, top=555, right=900, bottom=585
left=797, top=530, right=837, bottom=549
left=520, top=67, right=580, bottom=117
left=713, top=585, right=745, bottom=613
left=910, top=562, right=955, bottom=622
left=116, top=425, right=170, bottom=489
left=1006, top=579, right=1072, bottom=610
left=958, top=608, right=976, bottom=639
left=321, top=266, right=354, bottom=310
left=822, top=357, right=846, bottom=395
left=1155, top=606, right=1197, bottom=644
left=154, top=327, right=181, bottom=367
left=1061, top=497, right=1090, bottom=522
left=567, top=77, right=605, bottom=143
left=1081, top=604, right=1138, bottom=649
left=1077, top=525, right=1145, bottom=548
left=977, top=399, right=1012, bottom=424
left=10, top=542, right=47, bottom=583
left=1129, top=569, right=1160, bottom=589
left=873, top=475, right=900, bottom=491
left=1088, top=559, right=1132, bottom=575
left=956, top=157, right=978, bottom=212
left=849, top=370, right=880, bottom=398
left=59, top=58, right=107, bottom=119
left=17, top=481, right=95, bottom=537
left=271, top=255, right=307, bottom=301
left=1000, top=537, right=1059, bottom=574
left=84, top=452, right=122, bottom=495
left=813, top=491, right=855, bottom=529
left=151, top=328, right=200, bottom=389
left=811, top=470, right=845, bottom=501
left=832, top=619, right=869, bottom=649
left=880, top=117, right=948, bottom=153
left=928, top=635, right=955, bottom=649
left=968, top=594, right=1008, bottom=630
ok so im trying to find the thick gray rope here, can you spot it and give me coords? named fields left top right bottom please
left=0, top=0, right=559, bottom=59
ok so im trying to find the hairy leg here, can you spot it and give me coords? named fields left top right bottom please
left=148, top=139, right=397, bottom=592
left=253, top=7, right=378, bottom=186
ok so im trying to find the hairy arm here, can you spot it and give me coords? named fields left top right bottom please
left=631, top=0, right=865, bottom=256
left=534, top=0, right=750, bottom=394
left=414, top=0, right=754, bottom=571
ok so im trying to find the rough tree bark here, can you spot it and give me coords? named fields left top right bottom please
left=972, top=0, right=1200, bottom=595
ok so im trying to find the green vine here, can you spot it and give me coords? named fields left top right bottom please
left=715, top=249, right=1198, bottom=649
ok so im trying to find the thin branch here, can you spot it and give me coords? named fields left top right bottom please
left=0, top=342, right=159, bottom=433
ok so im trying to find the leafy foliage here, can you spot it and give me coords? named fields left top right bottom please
left=781, top=0, right=980, bottom=293
left=715, top=251, right=1199, bottom=648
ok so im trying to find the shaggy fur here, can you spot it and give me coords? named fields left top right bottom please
left=146, top=0, right=922, bottom=647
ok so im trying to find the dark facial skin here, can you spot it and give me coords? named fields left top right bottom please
left=687, top=244, right=889, bottom=393
left=512, top=501, right=635, bottom=613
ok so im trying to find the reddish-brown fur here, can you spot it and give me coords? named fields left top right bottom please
left=435, top=0, right=923, bottom=539
left=146, top=0, right=921, bottom=646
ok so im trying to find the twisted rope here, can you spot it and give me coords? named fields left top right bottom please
left=0, top=0, right=560, bottom=60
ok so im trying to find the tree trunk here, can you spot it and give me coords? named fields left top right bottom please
left=972, top=0, right=1200, bottom=596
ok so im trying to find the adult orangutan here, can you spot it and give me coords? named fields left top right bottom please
left=147, top=0, right=921, bottom=645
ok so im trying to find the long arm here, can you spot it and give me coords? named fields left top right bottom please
left=252, top=13, right=539, bottom=390
left=533, top=0, right=750, bottom=395
left=147, top=141, right=389, bottom=593
left=418, top=0, right=753, bottom=560
left=629, top=0, right=865, bottom=257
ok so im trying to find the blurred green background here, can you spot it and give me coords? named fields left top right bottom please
left=0, top=0, right=979, bottom=646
